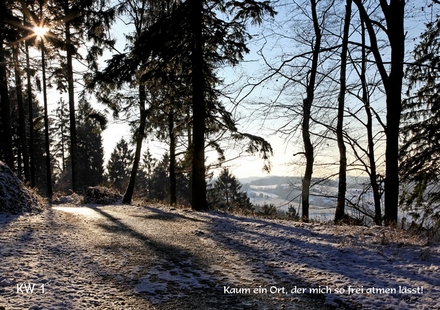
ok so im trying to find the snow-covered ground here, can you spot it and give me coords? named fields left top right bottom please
left=205, top=211, right=440, bottom=309
left=248, top=190, right=281, bottom=200
left=1, top=203, right=439, bottom=309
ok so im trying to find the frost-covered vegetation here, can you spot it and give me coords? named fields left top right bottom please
left=0, top=161, right=45, bottom=214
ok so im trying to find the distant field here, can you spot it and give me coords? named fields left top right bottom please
left=250, top=195, right=336, bottom=220
left=244, top=177, right=375, bottom=221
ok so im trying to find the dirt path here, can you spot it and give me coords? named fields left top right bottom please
left=0, top=204, right=339, bottom=309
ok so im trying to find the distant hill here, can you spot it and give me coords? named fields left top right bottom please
left=238, top=176, right=268, bottom=184
left=240, top=175, right=371, bottom=188
left=239, top=175, right=301, bottom=185
left=240, top=175, right=341, bottom=187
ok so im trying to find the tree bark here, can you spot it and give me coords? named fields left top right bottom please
left=0, top=37, right=14, bottom=169
left=382, top=0, right=405, bottom=226
left=123, top=84, right=147, bottom=204
left=41, top=40, right=53, bottom=198
left=64, top=2, right=79, bottom=192
left=190, top=0, right=207, bottom=211
left=335, top=0, right=352, bottom=223
left=187, top=106, right=192, bottom=203
left=169, top=111, right=177, bottom=205
left=25, top=39, right=36, bottom=187
left=353, top=0, right=405, bottom=225
left=13, top=45, right=30, bottom=182
left=360, top=20, right=381, bottom=225
left=301, top=0, right=321, bottom=221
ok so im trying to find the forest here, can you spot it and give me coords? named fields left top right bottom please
left=0, top=0, right=439, bottom=231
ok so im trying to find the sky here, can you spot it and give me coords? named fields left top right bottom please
left=96, top=2, right=324, bottom=180
left=95, top=9, right=296, bottom=180
left=38, top=1, right=436, bottom=180
left=99, top=112, right=299, bottom=179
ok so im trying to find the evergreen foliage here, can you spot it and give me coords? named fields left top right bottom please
left=76, top=100, right=106, bottom=189
left=106, top=138, right=134, bottom=192
left=134, top=150, right=190, bottom=203
left=149, top=153, right=170, bottom=201
left=133, top=0, right=274, bottom=210
left=0, top=0, right=436, bottom=235
left=401, top=16, right=440, bottom=233
left=208, top=168, right=253, bottom=213
left=1, top=84, right=49, bottom=195
left=0, top=0, right=18, bottom=170
left=53, top=100, right=106, bottom=192
left=52, top=98, right=70, bottom=174
left=138, top=148, right=157, bottom=198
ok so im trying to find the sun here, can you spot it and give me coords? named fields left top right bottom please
left=34, top=26, right=49, bottom=39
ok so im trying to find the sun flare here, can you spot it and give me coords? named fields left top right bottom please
left=34, top=26, right=49, bottom=38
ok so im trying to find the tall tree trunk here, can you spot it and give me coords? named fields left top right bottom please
left=169, top=111, right=176, bottom=205
left=360, top=20, right=381, bottom=225
left=25, top=39, right=36, bottom=187
left=335, top=0, right=351, bottom=223
left=60, top=99, right=67, bottom=171
left=123, top=84, right=147, bottom=204
left=301, top=0, right=321, bottom=221
left=0, top=37, right=14, bottom=169
left=64, top=3, right=79, bottom=192
left=353, top=0, right=405, bottom=225
left=13, top=44, right=31, bottom=182
left=41, top=40, right=53, bottom=198
left=190, top=0, right=207, bottom=211
left=187, top=106, right=192, bottom=203
left=382, top=0, right=404, bottom=225
left=301, top=102, right=313, bottom=221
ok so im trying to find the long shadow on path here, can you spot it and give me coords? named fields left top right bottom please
left=83, top=205, right=312, bottom=309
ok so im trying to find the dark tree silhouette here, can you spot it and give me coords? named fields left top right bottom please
left=107, top=138, right=134, bottom=192
left=208, top=167, right=253, bottom=212
left=400, top=13, right=440, bottom=229
left=334, top=0, right=352, bottom=222
left=0, top=0, right=16, bottom=169
left=353, top=0, right=405, bottom=225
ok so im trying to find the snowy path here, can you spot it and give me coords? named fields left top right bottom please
left=1, top=204, right=439, bottom=309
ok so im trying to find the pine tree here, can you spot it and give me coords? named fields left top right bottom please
left=150, top=153, right=170, bottom=201
left=140, top=148, right=157, bottom=199
left=106, top=138, right=134, bottom=192
left=47, top=0, right=116, bottom=193
left=0, top=0, right=17, bottom=169
left=135, top=0, right=275, bottom=211
left=400, top=15, right=440, bottom=229
left=32, top=100, right=52, bottom=195
left=91, top=0, right=183, bottom=204
left=76, top=100, right=106, bottom=189
left=52, top=98, right=70, bottom=173
left=208, top=167, right=253, bottom=213
left=12, top=42, right=31, bottom=182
